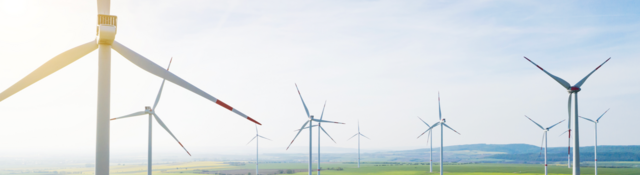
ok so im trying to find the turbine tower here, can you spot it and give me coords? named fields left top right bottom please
left=246, top=124, right=272, bottom=175
left=286, top=84, right=344, bottom=175
left=110, top=58, right=192, bottom=175
left=579, top=109, right=610, bottom=175
left=418, top=92, right=460, bottom=175
left=347, top=121, right=370, bottom=168
left=524, top=57, right=610, bottom=175
left=525, top=116, right=565, bottom=175
left=0, top=1, right=261, bottom=174
left=417, top=117, right=434, bottom=172
left=294, top=101, right=338, bottom=175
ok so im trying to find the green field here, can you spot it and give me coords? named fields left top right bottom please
left=3, top=161, right=640, bottom=175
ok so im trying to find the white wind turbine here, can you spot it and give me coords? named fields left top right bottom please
left=286, top=84, right=344, bottom=175
left=110, top=58, right=192, bottom=175
left=418, top=92, right=460, bottom=175
left=0, top=1, right=261, bottom=174
left=417, top=117, right=434, bottom=172
left=347, top=121, right=370, bottom=168
left=246, top=124, right=272, bottom=175
left=579, top=109, right=610, bottom=175
left=524, top=57, right=610, bottom=174
left=294, top=101, right=338, bottom=175
left=524, top=116, right=565, bottom=175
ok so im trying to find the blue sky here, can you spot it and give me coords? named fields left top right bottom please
left=0, top=0, right=638, bottom=160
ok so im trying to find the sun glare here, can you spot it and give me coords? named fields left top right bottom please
left=1, top=0, right=27, bottom=15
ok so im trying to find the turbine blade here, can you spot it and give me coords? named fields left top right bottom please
left=294, top=84, right=310, bottom=118
left=97, top=0, right=110, bottom=15
left=523, top=57, right=572, bottom=90
left=319, top=126, right=336, bottom=143
left=347, top=133, right=358, bottom=141
left=426, top=130, right=432, bottom=145
left=524, top=115, right=545, bottom=130
left=152, top=113, right=191, bottom=156
left=578, top=116, right=595, bottom=123
left=294, top=125, right=318, bottom=131
left=258, top=135, right=272, bottom=141
left=417, top=116, right=431, bottom=127
left=574, top=58, right=611, bottom=88
left=596, top=108, right=610, bottom=122
left=360, top=133, right=371, bottom=140
left=286, top=121, right=309, bottom=150
left=418, top=123, right=441, bottom=138
left=152, top=58, right=172, bottom=110
left=312, top=119, right=345, bottom=124
left=558, top=130, right=569, bottom=137
left=246, top=136, right=258, bottom=145
left=567, top=93, right=572, bottom=129
left=547, top=119, right=566, bottom=130
left=0, top=41, right=97, bottom=102
left=112, top=41, right=261, bottom=125
left=110, top=111, right=147, bottom=120
left=442, top=123, right=461, bottom=135
left=539, top=132, right=545, bottom=158
left=320, top=101, right=326, bottom=120
left=438, top=92, right=442, bottom=120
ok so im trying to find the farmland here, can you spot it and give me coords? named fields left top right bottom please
left=2, top=161, right=640, bottom=175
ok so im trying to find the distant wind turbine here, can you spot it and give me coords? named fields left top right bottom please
left=347, top=121, right=370, bottom=168
left=286, top=84, right=344, bottom=175
left=524, top=57, right=610, bottom=175
left=110, top=58, right=191, bottom=175
left=525, top=116, right=565, bottom=175
left=295, top=101, right=338, bottom=175
left=0, top=1, right=261, bottom=174
left=579, top=109, right=610, bottom=175
left=418, top=92, right=460, bottom=175
left=246, top=124, right=272, bottom=175
left=417, top=117, right=434, bottom=173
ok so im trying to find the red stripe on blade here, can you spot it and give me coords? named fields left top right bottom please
left=536, top=65, right=544, bottom=70
left=216, top=100, right=233, bottom=111
left=247, top=117, right=262, bottom=125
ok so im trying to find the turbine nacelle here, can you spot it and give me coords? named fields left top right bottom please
left=96, top=14, right=117, bottom=45
left=569, top=86, right=581, bottom=93
left=144, top=106, right=152, bottom=114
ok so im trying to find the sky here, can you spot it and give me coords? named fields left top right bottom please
left=0, top=0, right=638, bottom=162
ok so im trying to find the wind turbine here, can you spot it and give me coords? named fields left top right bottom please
left=246, top=124, right=272, bottom=175
left=347, top=121, right=370, bottom=168
left=524, top=57, right=610, bottom=175
left=418, top=92, right=460, bottom=175
left=286, top=84, right=344, bottom=175
left=294, top=101, right=338, bottom=175
left=579, top=109, right=610, bottom=175
left=524, top=116, right=565, bottom=175
left=0, top=1, right=261, bottom=174
left=417, top=117, right=434, bottom=172
left=110, top=58, right=192, bottom=175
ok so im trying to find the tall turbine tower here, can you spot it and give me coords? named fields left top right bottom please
left=418, top=92, right=460, bottom=175
left=110, top=58, right=192, bottom=175
left=579, top=109, right=610, bottom=175
left=417, top=117, right=434, bottom=172
left=294, top=101, right=338, bottom=175
left=525, top=116, right=565, bottom=175
left=347, top=121, right=370, bottom=168
left=0, top=1, right=261, bottom=174
left=286, top=84, right=344, bottom=175
left=246, top=124, right=272, bottom=175
left=524, top=57, right=610, bottom=175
